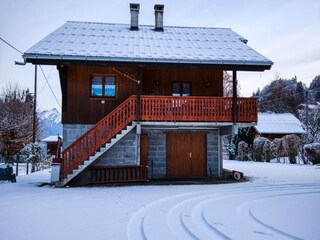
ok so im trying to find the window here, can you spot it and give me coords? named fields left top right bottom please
left=91, top=75, right=116, bottom=97
left=172, top=82, right=191, bottom=96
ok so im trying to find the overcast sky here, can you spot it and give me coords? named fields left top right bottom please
left=1, top=0, right=319, bottom=111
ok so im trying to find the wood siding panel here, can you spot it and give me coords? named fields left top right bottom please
left=142, top=68, right=223, bottom=97
left=62, top=66, right=137, bottom=124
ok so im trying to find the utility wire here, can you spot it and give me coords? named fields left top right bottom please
left=258, top=86, right=320, bottom=105
left=0, top=37, right=23, bottom=54
left=39, top=65, right=61, bottom=108
left=38, top=66, right=53, bottom=94
left=2, top=36, right=318, bottom=109
left=252, top=75, right=319, bottom=95
left=1, top=36, right=61, bottom=108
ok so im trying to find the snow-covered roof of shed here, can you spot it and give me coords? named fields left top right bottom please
left=255, top=112, right=305, bottom=135
left=23, top=21, right=273, bottom=68
left=42, top=135, right=63, bottom=142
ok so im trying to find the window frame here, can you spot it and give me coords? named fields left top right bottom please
left=90, top=74, right=117, bottom=98
left=172, top=81, right=192, bottom=96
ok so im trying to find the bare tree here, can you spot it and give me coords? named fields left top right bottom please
left=223, top=71, right=241, bottom=97
left=0, top=84, right=40, bottom=163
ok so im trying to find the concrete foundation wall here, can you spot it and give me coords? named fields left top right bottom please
left=93, top=132, right=139, bottom=166
left=65, top=124, right=222, bottom=186
left=143, top=130, right=167, bottom=179
left=63, top=124, right=93, bottom=149
left=206, top=130, right=221, bottom=177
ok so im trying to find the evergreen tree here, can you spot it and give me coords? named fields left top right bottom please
left=309, top=75, right=320, bottom=103
left=295, top=81, right=306, bottom=106
left=258, top=77, right=298, bottom=113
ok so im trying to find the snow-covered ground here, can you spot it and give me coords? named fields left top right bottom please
left=1, top=160, right=319, bottom=240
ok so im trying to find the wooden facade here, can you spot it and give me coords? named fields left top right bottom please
left=61, top=66, right=137, bottom=124
left=60, top=66, right=223, bottom=124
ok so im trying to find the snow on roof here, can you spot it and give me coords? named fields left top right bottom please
left=255, top=112, right=306, bottom=135
left=42, top=135, right=62, bottom=142
left=23, top=21, right=273, bottom=68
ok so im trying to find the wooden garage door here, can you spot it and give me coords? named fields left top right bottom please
left=167, top=132, right=206, bottom=177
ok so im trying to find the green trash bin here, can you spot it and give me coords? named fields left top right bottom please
left=0, top=165, right=16, bottom=183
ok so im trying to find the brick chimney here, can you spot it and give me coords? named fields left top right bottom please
left=130, top=3, right=140, bottom=30
left=154, top=4, right=164, bottom=31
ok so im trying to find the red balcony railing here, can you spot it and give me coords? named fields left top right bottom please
left=140, top=96, right=257, bottom=122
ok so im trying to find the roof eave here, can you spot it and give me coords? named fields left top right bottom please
left=23, top=54, right=273, bottom=71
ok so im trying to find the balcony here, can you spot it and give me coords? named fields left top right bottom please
left=140, top=96, right=257, bottom=123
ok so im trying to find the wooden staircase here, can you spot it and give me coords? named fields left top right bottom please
left=59, top=96, right=137, bottom=187
left=58, top=123, right=137, bottom=186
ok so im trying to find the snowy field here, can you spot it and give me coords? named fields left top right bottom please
left=1, top=160, right=320, bottom=240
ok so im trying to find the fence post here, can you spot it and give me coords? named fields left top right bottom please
left=16, top=154, right=19, bottom=176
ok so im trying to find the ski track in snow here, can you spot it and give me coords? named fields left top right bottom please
left=127, top=183, right=320, bottom=240
left=2, top=162, right=320, bottom=240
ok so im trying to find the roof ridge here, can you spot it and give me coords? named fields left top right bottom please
left=65, top=20, right=231, bottom=30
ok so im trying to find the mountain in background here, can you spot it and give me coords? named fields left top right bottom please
left=38, top=108, right=62, bottom=139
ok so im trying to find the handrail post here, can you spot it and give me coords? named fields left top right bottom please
left=232, top=70, right=238, bottom=124
left=136, top=67, right=142, bottom=122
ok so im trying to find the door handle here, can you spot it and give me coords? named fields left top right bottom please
left=189, top=152, right=192, bottom=158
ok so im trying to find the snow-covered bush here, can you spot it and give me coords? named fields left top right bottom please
left=253, top=137, right=267, bottom=162
left=272, top=138, right=286, bottom=162
left=227, top=141, right=237, bottom=159
left=262, top=139, right=277, bottom=162
left=303, top=143, right=320, bottom=164
left=237, top=141, right=249, bottom=161
left=282, top=135, right=301, bottom=164
left=20, top=142, right=42, bottom=172
left=297, top=104, right=320, bottom=144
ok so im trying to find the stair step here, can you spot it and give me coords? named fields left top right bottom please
left=115, top=134, right=122, bottom=139
left=121, top=129, right=129, bottom=135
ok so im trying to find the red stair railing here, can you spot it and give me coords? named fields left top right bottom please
left=61, top=96, right=137, bottom=179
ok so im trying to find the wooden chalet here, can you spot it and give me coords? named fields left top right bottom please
left=23, top=4, right=272, bottom=186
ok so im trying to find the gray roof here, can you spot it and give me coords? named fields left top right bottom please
left=23, top=21, right=273, bottom=68
left=255, top=112, right=306, bottom=135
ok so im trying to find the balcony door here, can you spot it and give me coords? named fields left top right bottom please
left=172, top=82, right=191, bottom=96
